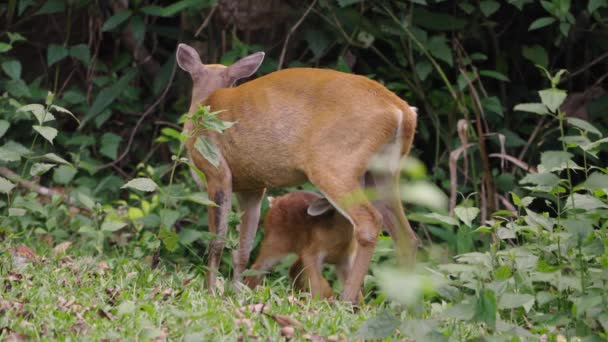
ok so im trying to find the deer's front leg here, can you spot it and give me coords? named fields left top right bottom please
left=233, top=189, right=266, bottom=284
left=205, top=171, right=233, bottom=292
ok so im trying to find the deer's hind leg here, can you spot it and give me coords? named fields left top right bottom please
left=308, top=172, right=382, bottom=303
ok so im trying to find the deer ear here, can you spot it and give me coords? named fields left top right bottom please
left=176, top=44, right=203, bottom=75
left=307, top=198, right=333, bottom=216
left=228, top=52, right=265, bottom=81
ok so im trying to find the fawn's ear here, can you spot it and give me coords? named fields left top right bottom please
left=227, top=52, right=265, bottom=82
left=176, top=44, right=203, bottom=76
left=307, top=198, right=333, bottom=216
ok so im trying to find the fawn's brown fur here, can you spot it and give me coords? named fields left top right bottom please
left=244, top=191, right=355, bottom=299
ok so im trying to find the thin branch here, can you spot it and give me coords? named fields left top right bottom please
left=0, top=167, right=89, bottom=211
left=561, top=50, right=608, bottom=83
left=97, top=63, right=177, bottom=170
left=489, top=153, right=537, bottom=173
left=277, top=0, right=318, bottom=70
left=195, top=5, right=218, bottom=37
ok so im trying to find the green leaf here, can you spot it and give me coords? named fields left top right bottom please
left=81, top=70, right=136, bottom=128
left=141, top=0, right=212, bottom=17
left=36, top=0, right=65, bottom=15
left=356, top=310, right=400, bottom=340
left=562, top=218, right=594, bottom=240
left=202, top=116, right=236, bottom=133
left=76, top=192, right=96, bottom=210
left=50, top=105, right=79, bottom=124
left=583, top=172, right=608, bottom=190
left=32, top=125, right=58, bottom=144
left=6, top=79, right=30, bottom=98
left=566, top=117, right=602, bottom=137
left=528, top=17, right=556, bottom=31
left=7, top=32, right=25, bottom=43
left=116, top=301, right=136, bottom=316
left=427, top=36, right=453, bottom=66
left=474, top=289, right=497, bottom=329
left=498, top=293, right=535, bottom=312
left=0, top=120, right=9, bottom=139
left=514, top=103, right=549, bottom=115
left=0, top=43, right=12, bottom=53
left=194, top=135, right=221, bottom=168
left=121, top=178, right=158, bottom=192
left=9, top=207, right=27, bottom=217
left=185, top=192, right=217, bottom=206
left=69, top=44, right=91, bottom=65
left=18, top=104, right=51, bottom=124
left=129, top=16, right=146, bottom=43
left=538, top=88, right=567, bottom=112
left=522, top=44, right=549, bottom=68
left=160, top=209, right=181, bottom=228
left=100, top=133, right=122, bottom=160
left=565, top=194, right=608, bottom=210
left=479, top=70, right=509, bottom=82
left=409, top=212, right=458, bottom=226
left=481, top=96, right=503, bottom=117
left=2, top=60, right=21, bottom=80
left=538, top=151, right=582, bottom=172
left=0, top=177, right=16, bottom=194
left=480, top=0, right=500, bottom=16
left=101, top=10, right=133, bottom=32
left=159, top=228, right=179, bottom=251
left=101, top=220, right=127, bottom=232
left=415, top=60, right=432, bottom=81
left=454, top=207, right=480, bottom=227
left=519, top=172, right=560, bottom=187
left=494, top=265, right=513, bottom=280
left=30, top=163, right=56, bottom=177
left=401, top=181, right=449, bottom=212
left=0, top=146, right=21, bottom=162
left=338, top=0, right=364, bottom=7
left=42, top=153, right=71, bottom=165
left=412, top=8, right=466, bottom=31
left=47, top=44, right=68, bottom=66
left=52, top=165, right=77, bottom=184
left=178, top=228, right=204, bottom=245
left=588, top=0, right=607, bottom=14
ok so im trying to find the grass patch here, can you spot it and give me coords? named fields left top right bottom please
left=0, top=240, right=385, bottom=341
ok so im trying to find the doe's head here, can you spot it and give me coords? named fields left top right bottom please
left=176, top=43, right=265, bottom=101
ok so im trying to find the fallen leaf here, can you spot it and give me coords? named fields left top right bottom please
left=304, top=333, right=330, bottom=342
left=239, top=303, right=266, bottom=314
left=281, top=326, right=295, bottom=339
left=70, top=320, right=88, bottom=334
left=5, top=332, right=28, bottom=342
left=269, top=314, right=303, bottom=328
left=182, top=276, right=195, bottom=286
left=327, top=334, right=347, bottom=342
left=8, top=245, right=37, bottom=266
left=53, top=241, right=72, bottom=256
left=97, top=308, right=115, bottom=321
left=97, top=260, right=109, bottom=275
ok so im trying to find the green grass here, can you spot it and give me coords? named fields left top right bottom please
left=0, top=241, right=386, bottom=341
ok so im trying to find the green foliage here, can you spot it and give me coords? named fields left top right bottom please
left=1, top=1, right=608, bottom=339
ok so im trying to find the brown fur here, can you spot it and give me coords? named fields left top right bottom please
left=176, top=44, right=418, bottom=303
left=244, top=191, right=356, bottom=299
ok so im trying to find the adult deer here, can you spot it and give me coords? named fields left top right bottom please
left=176, top=43, right=418, bottom=303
